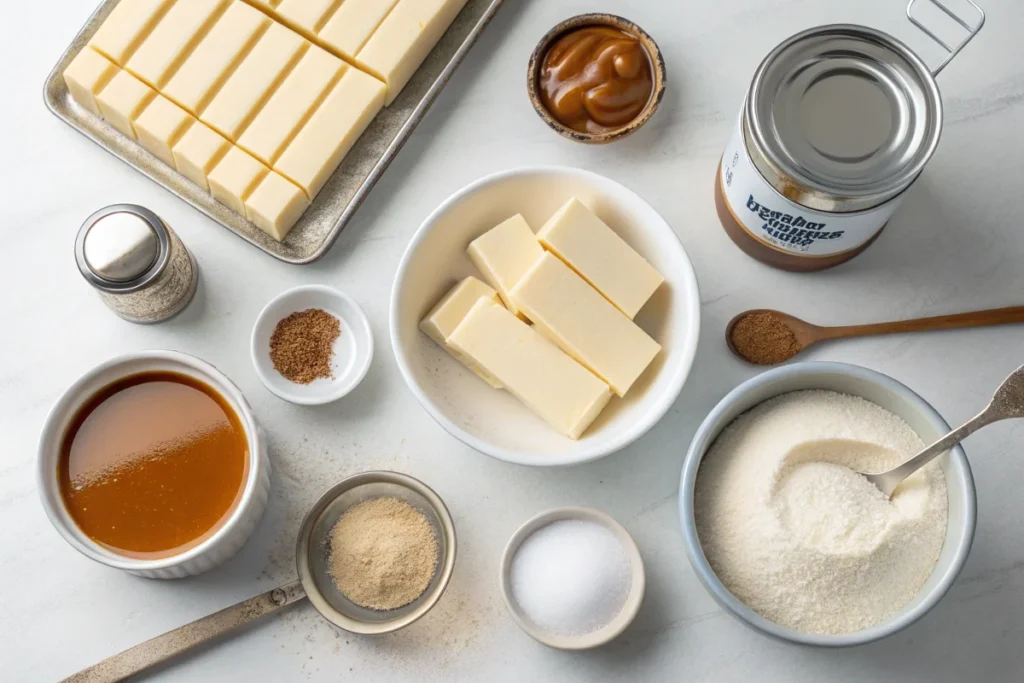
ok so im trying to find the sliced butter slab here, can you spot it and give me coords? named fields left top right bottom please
left=201, top=23, right=307, bottom=141
left=538, top=198, right=664, bottom=319
left=63, top=47, right=120, bottom=116
left=274, top=68, right=385, bottom=198
left=96, top=69, right=157, bottom=139
left=134, top=95, right=196, bottom=166
left=356, top=0, right=469, bottom=104
left=419, top=277, right=504, bottom=388
left=162, top=1, right=271, bottom=115
left=237, top=44, right=345, bottom=165
left=318, top=0, right=401, bottom=61
left=89, top=0, right=176, bottom=65
left=448, top=299, right=611, bottom=440
left=466, top=214, right=542, bottom=320
left=275, top=0, right=343, bottom=37
left=510, top=252, right=661, bottom=398
left=126, top=0, right=231, bottom=88
left=172, top=121, right=231, bottom=190
left=208, top=145, right=270, bottom=215
left=244, top=172, right=309, bottom=241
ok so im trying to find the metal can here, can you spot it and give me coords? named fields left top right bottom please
left=715, top=0, right=984, bottom=271
left=75, top=204, right=199, bottom=323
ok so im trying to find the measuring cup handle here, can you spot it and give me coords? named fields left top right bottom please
left=906, top=0, right=986, bottom=76
left=61, top=580, right=306, bottom=683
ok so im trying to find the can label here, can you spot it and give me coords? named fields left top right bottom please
left=719, top=114, right=902, bottom=257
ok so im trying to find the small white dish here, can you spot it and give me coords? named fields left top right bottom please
left=251, top=285, right=373, bottom=405
left=499, top=506, right=646, bottom=650
left=390, top=166, right=701, bottom=466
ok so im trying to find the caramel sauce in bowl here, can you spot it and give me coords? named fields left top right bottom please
left=528, top=14, right=666, bottom=143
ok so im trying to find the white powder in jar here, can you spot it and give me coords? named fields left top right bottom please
left=694, top=390, right=948, bottom=635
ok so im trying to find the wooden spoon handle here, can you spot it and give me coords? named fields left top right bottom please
left=819, top=306, right=1024, bottom=340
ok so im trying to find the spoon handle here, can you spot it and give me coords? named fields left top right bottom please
left=62, top=581, right=306, bottom=683
left=818, top=305, right=1024, bottom=341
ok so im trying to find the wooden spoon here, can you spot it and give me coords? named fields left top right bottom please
left=726, top=305, right=1024, bottom=365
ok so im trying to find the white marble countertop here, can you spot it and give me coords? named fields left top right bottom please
left=3, top=0, right=1023, bottom=680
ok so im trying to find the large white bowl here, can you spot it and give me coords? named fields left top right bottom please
left=37, top=350, right=271, bottom=579
left=679, top=362, right=977, bottom=646
left=390, top=167, right=700, bottom=466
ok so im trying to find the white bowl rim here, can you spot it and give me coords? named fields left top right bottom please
left=250, top=284, right=374, bottom=406
left=389, top=165, right=701, bottom=467
left=499, top=506, right=646, bottom=650
left=36, top=349, right=267, bottom=572
left=677, top=360, right=978, bottom=647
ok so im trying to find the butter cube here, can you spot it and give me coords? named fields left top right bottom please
left=420, top=277, right=504, bottom=388
left=96, top=69, right=157, bottom=138
left=172, top=122, right=231, bottom=190
left=356, top=0, right=469, bottom=104
left=466, top=214, right=543, bottom=320
left=318, top=0, right=401, bottom=60
left=538, top=198, right=664, bottom=319
left=208, top=146, right=270, bottom=215
left=63, top=47, right=119, bottom=116
left=89, top=0, right=175, bottom=65
left=237, top=45, right=345, bottom=165
left=448, top=299, right=611, bottom=439
left=201, top=23, right=307, bottom=141
left=275, top=0, right=342, bottom=37
left=244, top=172, right=309, bottom=241
left=162, top=2, right=271, bottom=114
left=274, top=68, right=385, bottom=198
left=510, top=252, right=660, bottom=397
left=126, top=0, right=231, bottom=88
left=134, top=95, right=196, bottom=166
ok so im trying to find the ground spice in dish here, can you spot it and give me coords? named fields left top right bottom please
left=269, top=308, right=340, bottom=384
left=328, top=497, right=439, bottom=611
left=729, top=311, right=801, bottom=365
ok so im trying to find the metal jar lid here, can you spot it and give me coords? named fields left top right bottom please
left=744, top=24, right=942, bottom=213
left=75, top=204, right=170, bottom=293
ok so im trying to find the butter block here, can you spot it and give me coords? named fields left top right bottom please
left=538, top=198, right=664, bottom=319
left=96, top=69, right=157, bottom=138
left=356, top=0, right=469, bottom=104
left=134, top=95, right=196, bottom=166
left=420, top=277, right=504, bottom=388
left=172, top=122, right=231, bottom=189
left=318, top=0, right=400, bottom=60
left=510, top=252, right=661, bottom=397
left=63, top=47, right=119, bottom=116
left=466, top=214, right=543, bottom=320
left=208, top=146, right=270, bottom=214
left=274, top=68, right=385, bottom=198
left=243, top=172, right=309, bottom=240
left=237, top=44, right=345, bottom=165
left=201, top=23, right=307, bottom=141
left=449, top=300, right=611, bottom=439
left=126, top=0, right=231, bottom=88
left=89, top=0, right=175, bottom=65
left=275, top=0, right=343, bottom=36
left=162, top=2, right=271, bottom=114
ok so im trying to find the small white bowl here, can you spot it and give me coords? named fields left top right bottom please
left=37, top=350, right=271, bottom=579
left=499, top=507, right=646, bottom=650
left=251, top=285, right=373, bottom=405
left=390, top=166, right=701, bottom=466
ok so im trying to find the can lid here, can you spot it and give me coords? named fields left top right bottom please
left=76, top=205, right=170, bottom=293
left=745, top=25, right=942, bottom=212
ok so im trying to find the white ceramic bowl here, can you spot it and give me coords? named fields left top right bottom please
left=678, top=361, right=977, bottom=646
left=499, top=507, right=646, bottom=650
left=37, top=350, right=271, bottom=579
left=251, top=285, right=374, bottom=405
left=390, top=166, right=701, bottom=466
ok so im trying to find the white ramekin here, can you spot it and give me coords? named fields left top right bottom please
left=37, top=350, right=271, bottom=579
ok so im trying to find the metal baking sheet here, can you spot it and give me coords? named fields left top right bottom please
left=44, top=0, right=505, bottom=264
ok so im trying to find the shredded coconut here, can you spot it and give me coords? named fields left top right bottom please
left=694, top=390, right=948, bottom=635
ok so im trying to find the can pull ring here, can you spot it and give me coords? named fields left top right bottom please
left=907, top=0, right=985, bottom=76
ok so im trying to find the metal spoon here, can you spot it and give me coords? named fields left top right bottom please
left=864, top=364, right=1024, bottom=498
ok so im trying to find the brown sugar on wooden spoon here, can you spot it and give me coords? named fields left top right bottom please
left=270, top=308, right=341, bottom=384
left=728, top=311, right=801, bottom=365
